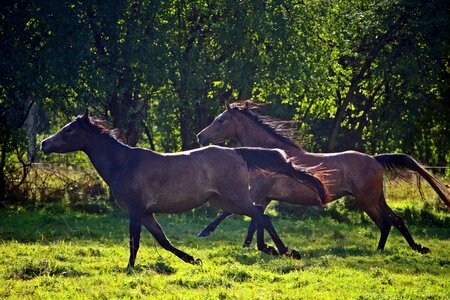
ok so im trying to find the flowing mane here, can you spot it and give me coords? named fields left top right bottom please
left=230, top=101, right=303, bottom=150
left=85, top=116, right=125, bottom=143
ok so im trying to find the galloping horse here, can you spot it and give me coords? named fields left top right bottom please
left=196, top=101, right=450, bottom=254
left=41, top=110, right=329, bottom=267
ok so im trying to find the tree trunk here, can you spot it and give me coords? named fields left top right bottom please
left=26, top=102, right=38, bottom=161
left=108, top=86, right=141, bottom=147
left=178, top=94, right=192, bottom=150
left=0, top=136, right=8, bottom=202
left=328, top=90, right=352, bottom=152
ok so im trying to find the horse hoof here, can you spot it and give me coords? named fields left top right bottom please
left=261, top=246, right=279, bottom=256
left=184, top=255, right=202, bottom=265
left=420, top=247, right=430, bottom=254
left=197, top=229, right=211, bottom=237
left=126, top=265, right=134, bottom=273
left=286, top=249, right=302, bottom=260
left=243, top=240, right=252, bottom=248
left=415, top=244, right=430, bottom=254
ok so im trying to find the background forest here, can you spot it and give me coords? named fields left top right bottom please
left=1, top=0, right=449, bottom=204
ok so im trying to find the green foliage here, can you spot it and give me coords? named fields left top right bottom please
left=1, top=0, right=449, bottom=202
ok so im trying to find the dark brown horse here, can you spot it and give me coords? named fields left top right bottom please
left=196, top=101, right=450, bottom=254
left=41, top=110, right=329, bottom=267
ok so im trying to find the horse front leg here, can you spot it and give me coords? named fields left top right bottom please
left=197, top=211, right=233, bottom=237
left=243, top=219, right=256, bottom=247
left=127, top=213, right=142, bottom=269
left=142, top=213, right=202, bottom=264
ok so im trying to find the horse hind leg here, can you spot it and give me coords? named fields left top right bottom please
left=376, top=217, right=392, bottom=252
left=251, top=207, right=279, bottom=256
left=221, top=201, right=280, bottom=255
left=244, top=196, right=271, bottom=247
left=243, top=218, right=279, bottom=256
left=380, top=197, right=430, bottom=254
left=246, top=204, right=301, bottom=259
left=354, top=200, right=391, bottom=253
left=197, top=211, right=232, bottom=237
left=142, top=213, right=201, bottom=264
left=251, top=217, right=277, bottom=255
left=244, top=205, right=276, bottom=253
left=219, top=185, right=300, bottom=259
left=243, top=219, right=256, bottom=247
left=243, top=205, right=264, bottom=247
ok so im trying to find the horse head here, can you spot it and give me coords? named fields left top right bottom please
left=41, top=109, right=91, bottom=154
left=196, top=103, right=242, bottom=146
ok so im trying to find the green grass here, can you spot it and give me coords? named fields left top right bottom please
left=1, top=181, right=449, bottom=299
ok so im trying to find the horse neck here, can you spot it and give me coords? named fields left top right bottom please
left=83, top=133, right=130, bottom=186
left=235, top=117, right=305, bottom=156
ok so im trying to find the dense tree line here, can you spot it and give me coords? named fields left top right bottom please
left=1, top=0, right=449, bottom=201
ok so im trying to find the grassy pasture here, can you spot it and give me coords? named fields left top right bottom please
left=0, top=180, right=449, bottom=299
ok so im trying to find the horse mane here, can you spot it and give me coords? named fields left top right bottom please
left=85, top=116, right=126, bottom=144
left=230, top=100, right=303, bottom=150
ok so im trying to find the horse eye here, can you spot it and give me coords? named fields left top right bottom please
left=218, top=119, right=224, bottom=124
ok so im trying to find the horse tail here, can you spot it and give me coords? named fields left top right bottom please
left=374, top=153, right=450, bottom=210
left=235, top=148, right=331, bottom=205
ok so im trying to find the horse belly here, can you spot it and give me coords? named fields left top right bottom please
left=143, top=178, right=214, bottom=214
left=146, top=192, right=213, bottom=213
left=208, top=197, right=251, bottom=215
left=267, top=176, right=323, bottom=206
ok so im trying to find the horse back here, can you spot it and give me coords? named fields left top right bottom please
left=299, top=150, right=384, bottom=197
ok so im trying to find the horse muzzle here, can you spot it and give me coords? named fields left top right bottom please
left=196, top=133, right=209, bottom=146
left=41, top=139, right=55, bottom=154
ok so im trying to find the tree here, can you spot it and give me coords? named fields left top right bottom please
left=1, top=0, right=449, bottom=203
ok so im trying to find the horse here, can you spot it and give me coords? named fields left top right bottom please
left=196, top=101, right=450, bottom=254
left=41, top=110, right=330, bottom=267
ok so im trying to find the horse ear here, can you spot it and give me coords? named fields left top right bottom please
left=82, top=109, right=89, bottom=120
left=244, top=100, right=250, bottom=110
left=225, top=100, right=231, bottom=110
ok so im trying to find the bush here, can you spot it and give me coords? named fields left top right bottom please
left=4, top=160, right=111, bottom=213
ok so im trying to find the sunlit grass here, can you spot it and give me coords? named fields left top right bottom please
left=0, top=179, right=449, bottom=299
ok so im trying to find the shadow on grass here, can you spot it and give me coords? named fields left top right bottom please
left=118, top=260, right=178, bottom=276
left=6, top=259, right=90, bottom=280
left=303, top=246, right=375, bottom=258
left=1, top=206, right=448, bottom=268
left=0, top=209, right=129, bottom=243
